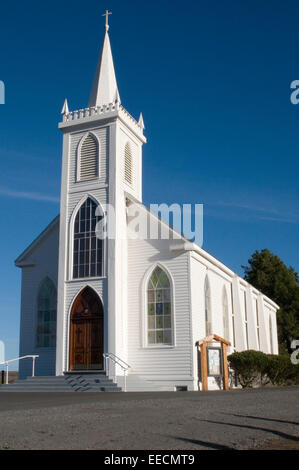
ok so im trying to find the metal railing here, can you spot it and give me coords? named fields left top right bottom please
left=0, top=355, right=39, bottom=385
left=103, top=353, right=131, bottom=392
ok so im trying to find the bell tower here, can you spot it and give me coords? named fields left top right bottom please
left=55, top=13, right=146, bottom=375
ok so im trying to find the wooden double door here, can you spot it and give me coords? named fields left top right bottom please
left=69, top=287, right=104, bottom=371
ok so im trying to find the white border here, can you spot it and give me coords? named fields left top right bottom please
left=68, top=193, right=106, bottom=281
left=64, top=285, right=105, bottom=372
left=141, top=262, right=176, bottom=349
left=76, top=131, right=101, bottom=182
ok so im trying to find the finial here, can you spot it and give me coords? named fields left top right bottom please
left=114, top=88, right=121, bottom=105
left=138, top=112, right=145, bottom=130
left=61, top=98, right=69, bottom=115
left=102, top=10, right=112, bottom=32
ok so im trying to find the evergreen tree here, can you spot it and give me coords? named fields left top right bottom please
left=243, top=249, right=299, bottom=353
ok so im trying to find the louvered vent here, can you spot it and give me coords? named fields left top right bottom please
left=124, top=142, right=132, bottom=185
left=80, top=134, right=98, bottom=180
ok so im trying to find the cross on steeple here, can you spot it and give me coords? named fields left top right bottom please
left=102, top=10, right=112, bottom=31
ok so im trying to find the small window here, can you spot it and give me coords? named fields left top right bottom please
left=147, top=266, right=173, bottom=345
left=124, top=142, right=132, bottom=185
left=79, top=134, right=98, bottom=181
left=36, top=278, right=57, bottom=348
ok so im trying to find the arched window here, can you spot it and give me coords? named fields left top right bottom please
left=78, top=133, right=98, bottom=181
left=147, top=266, right=172, bottom=345
left=73, top=198, right=104, bottom=279
left=124, top=142, right=132, bottom=185
left=204, top=276, right=212, bottom=336
left=36, top=278, right=57, bottom=348
left=222, top=287, right=229, bottom=341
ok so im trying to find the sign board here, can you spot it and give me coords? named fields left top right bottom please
left=207, top=347, right=222, bottom=377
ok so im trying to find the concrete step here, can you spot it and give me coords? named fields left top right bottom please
left=0, top=373, right=122, bottom=392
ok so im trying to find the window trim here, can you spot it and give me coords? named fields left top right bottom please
left=269, top=314, right=274, bottom=354
left=68, top=194, right=106, bottom=281
left=76, top=132, right=100, bottom=182
left=65, top=285, right=105, bottom=372
left=142, top=263, right=176, bottom=349
left=255, top=297, right=260, bottom=350
left=222, top=285, right=230, bottom=342
left=242, top=289, right=249, bottom=349
left=204, top=275, right=212, bottom=337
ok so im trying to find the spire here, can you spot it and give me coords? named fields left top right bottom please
left=88, top=12, right=120, bottom=108
left=138, top=112, right=145, bottom=130
left=61, top=98, right=69, bottom=115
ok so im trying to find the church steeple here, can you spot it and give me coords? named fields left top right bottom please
left=88, top=12, right=120, bottom=108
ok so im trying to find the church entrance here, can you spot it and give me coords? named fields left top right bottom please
left=69, top=287, right=104, bottom=371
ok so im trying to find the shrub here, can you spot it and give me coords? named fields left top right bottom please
left=228, top=350, right=299, bottom=388
left=265, top=355, right=299, bottom=386
left=228, top=350, right=268, bottom=388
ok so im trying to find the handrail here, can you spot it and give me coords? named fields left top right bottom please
left=0, top=355, right=39, bottom=385
left=103, top=353, right=131, bottom=392
left=103, top=353, right=130, bottom=371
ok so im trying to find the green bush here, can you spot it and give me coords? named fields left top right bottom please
left=228, top=350, right=268, bottom=388
left=265, top=355, right=299, bottom=386
left=228, top=350, right=299, bottom=388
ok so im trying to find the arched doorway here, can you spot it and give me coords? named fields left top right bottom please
left=69, top=287, right=104, bottom=371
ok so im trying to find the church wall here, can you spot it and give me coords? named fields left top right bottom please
left=58, top=124, right=110, bottom=372
left=105, top=120, right=145, bottom=375
left=19, top=223, right=59, bottom=378
left=127, top=237, right=193, bottom=389
left=189, top=251, right=279, bottom=390
left=189, top=254, right=235, bottom=390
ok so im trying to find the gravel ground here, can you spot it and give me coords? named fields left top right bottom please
left=0, top=386, right=298, bottom=450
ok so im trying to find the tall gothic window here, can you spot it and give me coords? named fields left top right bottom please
left=222, top=287, right=229, bottom=341
left=73, top=198, right=104, bottom=279
left=36, top=277, right=57, bottom=348
left=147, top=266, right=173, bottom=345
left=256, top=299, right=260, bottom=350
left=243, top=291, right=249, bottom=349
left=204, top=276, right=212, bottom=336
left=78, top=133, right=98, bottom=181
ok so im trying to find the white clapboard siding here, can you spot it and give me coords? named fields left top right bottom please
left=127, top=237, right=193, bottom=380
left=18, top=223, right=59, bottom=379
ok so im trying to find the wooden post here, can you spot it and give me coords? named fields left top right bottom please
left=222, top=343, right=229, bottom=391
left=200, top=341, right=208, bottom=391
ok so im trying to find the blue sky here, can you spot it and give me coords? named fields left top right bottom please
left=0, top=0, right=298, bottom=363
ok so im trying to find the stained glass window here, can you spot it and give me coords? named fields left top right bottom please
left=147, top=266, right=172, bottom=345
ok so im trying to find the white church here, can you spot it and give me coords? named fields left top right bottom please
left=14, top=16, right=279, bottom=392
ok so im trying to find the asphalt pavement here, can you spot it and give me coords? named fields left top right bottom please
left=0, top=386, right=298, bottom=450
